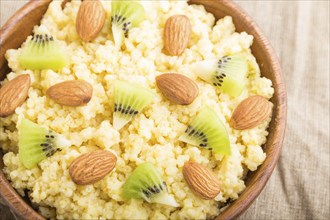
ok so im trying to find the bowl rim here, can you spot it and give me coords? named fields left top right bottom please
left=0, top=0, right=287, bottom=220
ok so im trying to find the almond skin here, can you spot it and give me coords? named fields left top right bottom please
left=76, top=0, right=106, bottom=42
left=46, top=80, right=93, bottom=106
left=230, top=95, right=273, bottom=130
left=164, top=15, right=191, bottom=56
left=0, top=74, right=30, bottom=117
left=183, top=162, right=221, bottom=200
left=69, top=150, right=117, bottom=185
left=156, top=73, right=198, bottom=105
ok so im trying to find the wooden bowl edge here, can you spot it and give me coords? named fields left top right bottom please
left=0, top=1, right=50, bottom=220
left=213, top=0, right=287, bottom=219
left=0, top=0, right=52, bottom=79
left=0, top=0, right=287, bottom=220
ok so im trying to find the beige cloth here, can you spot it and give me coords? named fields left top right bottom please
left=0, top=1, right=329, bottom=219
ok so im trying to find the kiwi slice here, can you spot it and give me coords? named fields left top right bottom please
left=122, top=162, right=179, bottom=207
left=113, top=80, right=154, bottom=130
left=111, top=1, right=145, bottom=48
left=179, top=106, right=231, bottom=155
left=195, top=54, right=248, bottom=97
left=18, top=119, right=70, bottom=169
left=18, top=32, right=69, bottom=70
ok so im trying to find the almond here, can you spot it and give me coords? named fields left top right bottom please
left=183, top=162, right=221, bottom=200
left=46, top=80, right=93, bottom=106
left=0, top=74, right=30, bottom=117
left=230, top=95, right=273, bottom=130
left=76, top=0, right=106, bottom=42
left=164, top=15, right=191, bottom=56
left=156, top=73, right=198, bottom=105
left=69, top=150, right=117, bottom=185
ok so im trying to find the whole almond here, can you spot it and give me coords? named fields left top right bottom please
left=0, top=74, right=30, bottom=117
left=156, top=73, right=198, bottom=105
left=46, top=80, right=93, bottom=106
left=76, top=0, right=106, bottom=42
left=69, top=150, right=117, bottom=185
left=230, top=95, right=273, bottom=130
left=183, top=162, right=221, bottom=200
left=164, top=15, right=191, bottom=56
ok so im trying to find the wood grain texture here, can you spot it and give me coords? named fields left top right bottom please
left=236, top=1, right=330, bottom=220
left=0, top=153, right=44, bottom=220
left=2, top=1, right=328, bottom=220
left=0, top=1, right=50, bottom=219
left=0, top=0, right=51, bottom=80
left=0, top=1, right=286, bottom=219
left=187, top=2, right=286, bottom=219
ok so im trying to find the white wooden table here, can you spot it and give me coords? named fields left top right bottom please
left=1, top=1, right=329, bottom=219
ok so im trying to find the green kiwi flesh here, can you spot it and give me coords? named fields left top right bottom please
left=179, top=106, right=231, bottom=155
left=113, top=80, right=154, bottom=130
left=18, top=33, right=69, bottom=70
left=18, top=119, right=70, bottom=169
left=195, top=54, right=248, bottom=97
left=111, top=1, right=145, bottom=48
left=122, top=162, right=179, bottom=207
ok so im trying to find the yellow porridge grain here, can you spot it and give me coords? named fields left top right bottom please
left=0, top=0, right=274, bottom=219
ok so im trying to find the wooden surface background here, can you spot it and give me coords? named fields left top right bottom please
left=1, top=0, right=329, bottom=219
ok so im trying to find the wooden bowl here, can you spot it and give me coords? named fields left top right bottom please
left=0, top=0, right=287, bottom=219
